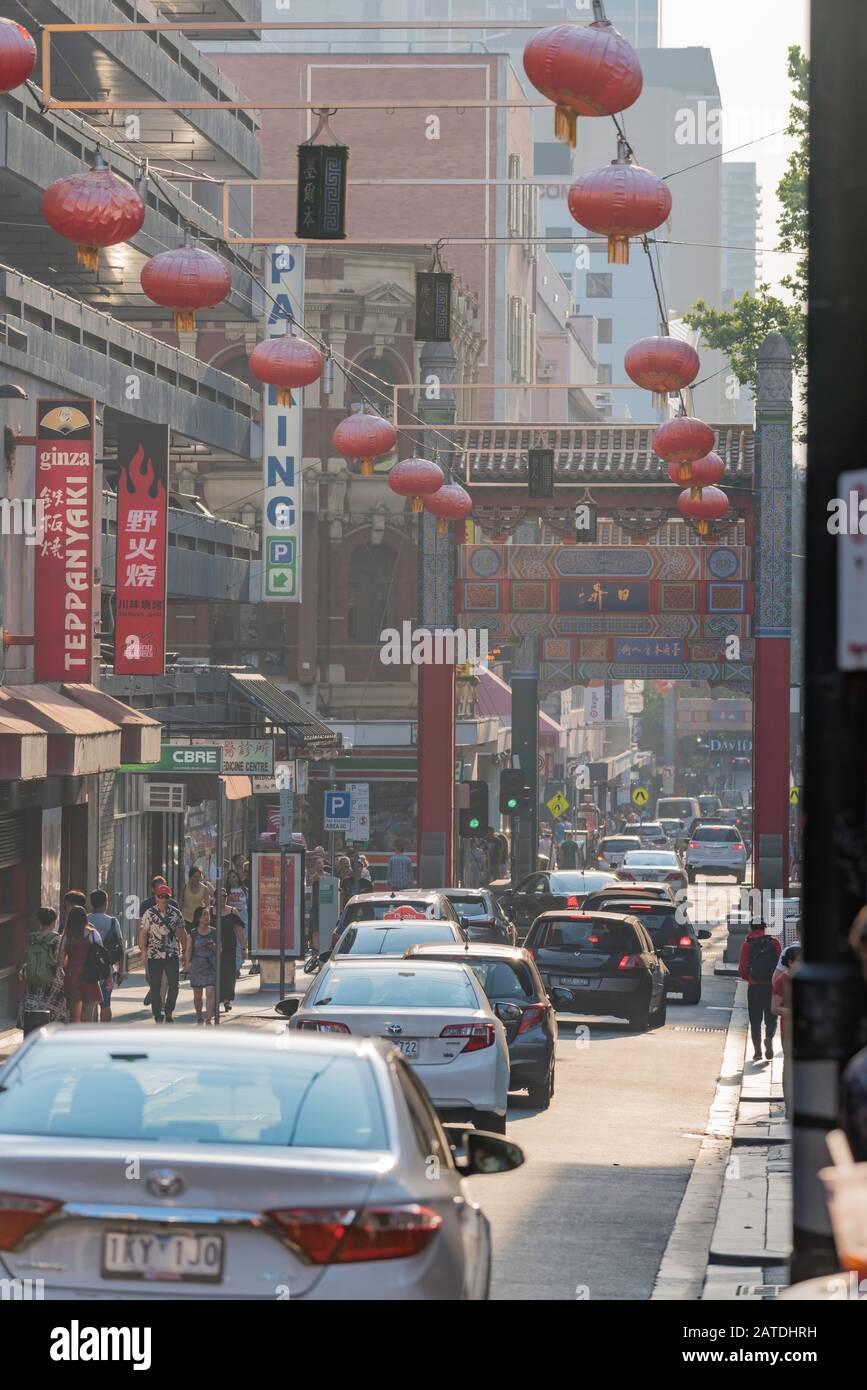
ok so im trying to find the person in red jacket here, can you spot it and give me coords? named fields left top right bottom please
left=738, top=923, right=782, bottom=1062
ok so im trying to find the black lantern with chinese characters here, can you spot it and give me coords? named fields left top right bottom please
left=528, top=447, right=555, bottom=498
left=415, top=271, right=452, bottom=342
left=296, top=112, right=348, bottom=241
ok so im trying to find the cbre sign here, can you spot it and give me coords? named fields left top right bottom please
left=262, top=245, right=305, bottom=603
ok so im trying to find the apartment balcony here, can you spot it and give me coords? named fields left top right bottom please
left=102, top=493, right=258, bottom=603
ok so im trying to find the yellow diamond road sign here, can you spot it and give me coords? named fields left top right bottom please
left=790, top=787, right=799, bottom=806
left=632, top=786, right=650, bottom=807
left=547, top=791, right=569, bottom=819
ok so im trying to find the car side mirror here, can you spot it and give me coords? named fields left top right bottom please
left=458, top=1130, right=525, bottom=1177
left=274, top=997, right=299, bottom=1018
left=549, top=987, right=572, bottom=1007
left=494, top=1001, right=522, bottom=1022
left=318, top=948, right=332, bottom=963
left=698, top=928, right=712, bottom=940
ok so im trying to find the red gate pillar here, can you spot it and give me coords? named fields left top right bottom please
left=751, top=332, right=793, bottom=893
left=417, top=660, right=456, bottom=887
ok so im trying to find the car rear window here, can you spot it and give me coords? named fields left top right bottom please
left=537, top=917, right=636, bottom=952
left=600, top=838, right=642, bottom=853
left=622, top=851, right=677, bottom=865
left=317, top=966, right=478, bottom=1009
left=344, top=899, right=436, bottom=924
left=336, top=923, right=457, bottom=954
left=692, top=826, right=742, bottom=843
left=446, top=897, right=490, bottom=918
left=0, top=1048, right=388, bottom=1150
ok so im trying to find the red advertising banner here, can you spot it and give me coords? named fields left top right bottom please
left=114, top=422, right=169, bottom=675
left=34, top=399, right=95, bottom=682
left=251, top=850, right=303, bottom=958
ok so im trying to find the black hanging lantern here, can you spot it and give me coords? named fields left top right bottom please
left=527, top=447, right=555, bottom=498
left=296, top=109, right=348, bottom=241
left=415, top=244, right=452, bottom=341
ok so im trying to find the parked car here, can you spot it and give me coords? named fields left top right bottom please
left=634, top=821, right=671, bottom=850
left=331, top=919, right=467, bottom=960
left=615, top=849, right=688, bottom=895
left=685, top=824, right=748, bottom=883
left=595, top=835, right=643, bottom=870
left=285, top=957, right=510, bottom=1132
left=404, top=943, right=557, bottom=1108
left=0, top=1026, right=523, bottom=1300
left=584, top=895, right=711, bottom=1005
left=581, top=882, right=678, bottom=910
left=497, top=870, right=618, bottom=940
left=523, top=910, right=669, bottom=1031
left=440, top=888, right=517, bottom=945
left=332, top=890, right=460, bottom=947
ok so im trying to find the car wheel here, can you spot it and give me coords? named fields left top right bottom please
left=681, top=982, right=702, bottom=1005
left=649, top=998, right=667, bottom=1029
left=476, top=1111, right=507, bottom=1134
left=626, top=996, right=651, bottom=1031
left=527, top=1063, right=554, bottom=1110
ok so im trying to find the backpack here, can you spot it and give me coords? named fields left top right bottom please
left=82, top=931, right=114, bottom=984
left=100, top=917, right=125, bottom=967
left=26, top=933, right=58, bottom=991
left=749, top=934, right=778, bottom=983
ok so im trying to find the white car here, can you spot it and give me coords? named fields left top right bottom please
left=287, top=958, right=511, bottom=1133
left=595, top=835, right=643, bottom=870
left=634, top=821, right=671, bottom=850
left=0, top=1026, right=522, bottom=1300
left=685, top=824, right=748, bottom=883
left=615, top=849, right=688, bottom=894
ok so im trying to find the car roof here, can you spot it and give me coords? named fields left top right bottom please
left=588, top=882, right=672, bottom=893
left=14, top=1023, right=374, bottom=1059
left=601, top=834, right=642, bottom=841
left=345, top=890, right=442, bottom=906
left=534, top=909, right=643, bottom=923
left=339, top=918, right=459, bottom=931
left=322, top=956, right=474, bottom=973
left=441, top=887, right=487, bottom=897
left=404, top=942, right=530, bottom=961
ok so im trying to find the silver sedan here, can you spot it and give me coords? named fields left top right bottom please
left=0, top=1026, right=522, bottom=1300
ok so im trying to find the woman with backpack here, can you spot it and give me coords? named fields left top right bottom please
left=18, top=907, right=67, bottom=1026
left=61, top=905, right=107, bottom=1024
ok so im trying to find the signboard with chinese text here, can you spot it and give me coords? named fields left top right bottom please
left=114, top=422, right=169, bottom=675
left=186, top=738, right=274, bottom=776
left=251, top=850, right=303, bottom=958
left=262, top=245, right=305, bottom=603
left=34, top=398, right=95, bottom=682
left=615, top=638, right=685, bottom=662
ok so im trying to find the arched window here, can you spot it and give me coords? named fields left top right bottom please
left=347, top=545, right=395, bottom=644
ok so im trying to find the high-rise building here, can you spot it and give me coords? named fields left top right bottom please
left=722, top=163, right=761, bottom=305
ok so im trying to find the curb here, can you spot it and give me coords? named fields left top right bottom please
left=650, top=981, right=749, bottom=1300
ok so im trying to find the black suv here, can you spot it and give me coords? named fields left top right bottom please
left=586, top=895, right=711, bottom=1005
left=524, top=910, right=668, bottom=1031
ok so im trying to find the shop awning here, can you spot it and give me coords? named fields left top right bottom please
left=475, top=669, right=562, bottom=740
left=228, top=673, right=340, bottom=751
left=0, top=710, right=48, bottom=781
left=62, top=684, right=162, bottom=765
left=222, top=775, right=252, bottom=801
left=0, top=684, right=120, bottom=777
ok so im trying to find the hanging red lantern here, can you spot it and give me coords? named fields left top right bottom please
left=388, top=456, right=444, bottom=512
left=42, top=152, right=145, bottom=271
left=424, top=481, right=473, bottom=535
left=248, top=330, right=323, bottom=407
left=678, top=485, right=729, bottom=537
left=624, top=336, right=700, bottom=407
left=668, top=451, right=725, bottom=489
left=567, top=138, right=671, bottom=264
left=333, top=410, right=397, bottom=477
left=652, top=416, right=715, bottom=475
left=522, top=12, right=642, bottom=148
left=0, top=19, right=36, bottom=93
left=140, top=231, right=231, bottom=333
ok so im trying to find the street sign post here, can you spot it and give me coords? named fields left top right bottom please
left=346, top=782, right=370, bottom=841
left=546, top=791, right=569, bottom=820
left=631, top=786, right=650, bottom=808
left=324, top=789, right=352, bottom=831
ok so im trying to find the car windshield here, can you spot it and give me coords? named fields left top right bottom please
left=344, top=900, right=434, bottom=923
left=548, top=872, right=616, bottom=891
left=0, top=1047, right=388, bottom=1149
left=600, top=839, right=642, bottom=853
left=336, top=923, right=457, bottom=954
left=637, top=824, right=665, bottom=834
left=692, top=826, right=742, bottom=843
left=446, top=897, right=490, bottom=918
left=538, top=918, right=635, bottom=952
left=600, top=904, right=687, bottom=941
left=316, top=966, right=478, bottom=1009
left=622, top=851, right=678, bottom=866
left=657, top=801, right=694, bottom=819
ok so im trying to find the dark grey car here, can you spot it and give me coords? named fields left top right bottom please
left=404, top=943, right=557, bottom=1109
left=524, top=910, right=669, bottom=1031
left=440, top=889, right=517, bottom=945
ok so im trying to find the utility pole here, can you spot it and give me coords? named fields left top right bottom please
left=792, top=0, right=867, bottom=1280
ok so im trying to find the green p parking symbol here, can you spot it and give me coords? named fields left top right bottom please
left=266, top=536, right=296, bottom=598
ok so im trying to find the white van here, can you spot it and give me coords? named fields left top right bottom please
left=655, top=797, right=701, bottom=835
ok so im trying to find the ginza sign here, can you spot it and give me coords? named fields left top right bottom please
left=34, top=399, right=95, bottom=682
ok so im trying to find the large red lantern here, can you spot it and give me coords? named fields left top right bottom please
left=522, top=13, right=642, bottom=147
left=567, top=139, right=671, bottom=264
left=424, top=481, right=473, bottom=535
left=652, top=416, right=715, bottom=473
left=140, top=231, right=232, bottom=333
left=624, top=336, right=700, bottom=407
left=0, top=19, right=36, bottom=93
left=333, top=409, right=397, bottom=477
left=248, top=329, right=323, bottom=407
left=388, top=456, right=443, bottom=512
left=678, top=485, right=729, bottom=538
left=668, top=451, right=724, bottom=489
left=42, top=152, right=145, bottom=271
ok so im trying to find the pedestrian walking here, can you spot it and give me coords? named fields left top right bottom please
left=217, top=892, right=247, bottom=1015
left=771, top=942, right=801, bottom=1114
left=87, top=890, right=126, bottom=1022
left=140, top=876, right=178, bottom=1009
left=738, top=921, right=782, bottom=1061
left=18, top=907, right=67, bottom=1026
left=61, top=889, right=87, bottom=928
left=387, top=841, right=414, bottom=890
left=225, top=868, right=249, bottom=973
left=336, top=855, right=354, bottom=909
left=558, top=830, right=582, bottom=870
left=465, top=838, right=487, bottom=888
left=355, top=854, right=374, bottom=891
left=61, top=905, right=107, bottom=1024
left=180, top=864, right=211, bottom=931
left=184, top=904, right=217, bottom=1025
left=138, top=885, right=185, bottom=1023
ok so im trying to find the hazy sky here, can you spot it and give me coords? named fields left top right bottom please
left=660, top=0, right=809, bottom=296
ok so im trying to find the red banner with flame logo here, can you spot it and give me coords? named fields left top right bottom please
left=114, top=423, right=169, bottom=675
left=34, top=399, right=95, bottom=683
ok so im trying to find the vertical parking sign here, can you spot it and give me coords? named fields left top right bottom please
left=262, top=245, right=305, bottom=603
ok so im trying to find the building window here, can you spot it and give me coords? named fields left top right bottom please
left=597, top=363, right=613, bottom=385
left=534, top=141, right=572, bottom=176
left=347, top=545, right=395, bottom=644
left=597, top=318, right=613, bottom=344
left=587, top=273, right=613, bottom=298
left=545, top=226, right=573, bottom=253
left=507, top=296, right=536, bottom=383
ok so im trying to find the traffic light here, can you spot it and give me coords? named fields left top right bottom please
left=500, top=768, right=530, bottom=816
left=459, top=780, right=489, bottom=837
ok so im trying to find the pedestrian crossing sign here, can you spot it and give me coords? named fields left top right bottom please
left=547, top=791, right=569, bottom=819
left=789, top=787, right=800, bottom=805
left=632, top=786, right=650, bottom=807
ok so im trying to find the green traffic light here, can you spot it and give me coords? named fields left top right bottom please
left=507, top=798, right=518, bottom=810
left=469, top=817, right=481, bottom=829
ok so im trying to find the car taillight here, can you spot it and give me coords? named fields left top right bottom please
left=688, top=841, right=700, bottom=849
left=440, top=1022, right=495, bottom=1052
left=517, top=1003, right=547, bottom=1035
left=678, top=935, right=694, bottom=948
left=296, top=1019, right=351, bottom=1034
left=565, top=894, right=580, bottom=907
left=617, top=954, right=642, bottom=971
left=0, top=1194, right=59, bottom=1250
left=596, top=854, right=605, bottom=862
left=526, top=946, right=537, bottom=960
left=268, top=1204, right=441, bottom=1264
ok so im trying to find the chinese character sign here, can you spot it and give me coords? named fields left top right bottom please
left=34, top=399, right=95, bottom=682
left=114, top=423, right=169, bottom=675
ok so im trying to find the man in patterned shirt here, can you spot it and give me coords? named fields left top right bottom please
left=138, top=885, right=186, bottom=1023
left=387, top=842, right=415, bottom=890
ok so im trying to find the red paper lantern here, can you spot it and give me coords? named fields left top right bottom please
left=567, top=140, right=671, bottom=264
left=42, top=153, right=145, bottom=271
left=333, top=410, right=397, bottom=477
left=652, top=416, right=716, bottom=473
left=678, top=485, right=729, bottom=537
left=248, top=331, right=323, bottom=407
left=424, top=481, right=473, bottom=534
left=522, top=17, right=642, bottom=147
left=140, top=231, right=232, bottom=333
left=388, top=456, right=444, bottom=512
left=0, top=19, right=36, bottom=93
left=668, top=451, right=725, bottom=489
left=624, top=336, right=700, bottom=407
